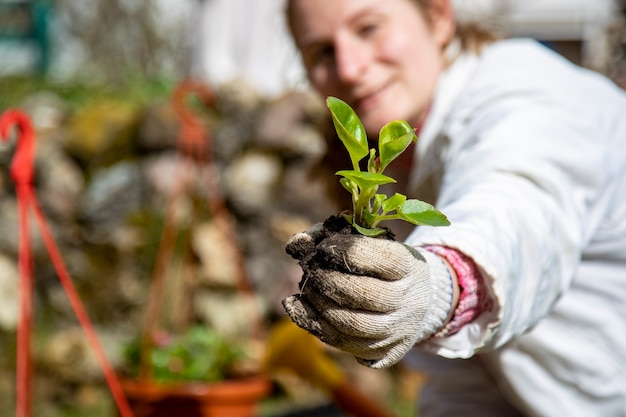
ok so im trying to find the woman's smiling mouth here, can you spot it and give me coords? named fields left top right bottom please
left=354, top=82, right=392, bottom=113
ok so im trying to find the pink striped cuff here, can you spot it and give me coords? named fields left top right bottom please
left=424, top=245, right=489, bottom=338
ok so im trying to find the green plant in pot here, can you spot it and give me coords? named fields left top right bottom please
left=117, top=206, right=270, bottom=417
left=123, top=326, right=247, bottom=385
left=120, top=324, right=270, bottom=417
left=118, top=80, right=271, bottom=417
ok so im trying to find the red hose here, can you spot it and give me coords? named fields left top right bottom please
left=0, top=109, right=134, bottom=417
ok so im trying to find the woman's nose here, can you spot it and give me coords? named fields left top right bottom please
left=335, top=38, right=369, bottom=84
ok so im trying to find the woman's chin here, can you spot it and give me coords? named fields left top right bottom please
left=362, top=112, right=403, bottom=136
left=362, top=104, right=426, bottom=135
left=359, top=99, right=414, bottom=135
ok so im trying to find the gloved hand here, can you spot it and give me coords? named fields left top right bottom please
left=282, top=222, right=455, bottom=368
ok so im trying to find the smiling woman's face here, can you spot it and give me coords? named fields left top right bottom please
left=289, top=0, right=454, bottom=135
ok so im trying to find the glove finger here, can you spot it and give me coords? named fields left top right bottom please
left=282, top=294, right=325, bottom=338
left=314, top=234, right=422, bottom=280
left=285, top=223, right=325, bottom=261
left=282, top=294, right=403, bottom=361
left=282, top=294, right=361, bottom=350
left=355, top=343, right=412, bottom=368
left=302, top=285, right=403, bottom=338
left=303, top=268, right=414, bottom=313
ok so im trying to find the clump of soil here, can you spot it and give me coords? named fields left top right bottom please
left=322, top=215, right=355, bottom=234
left=322, top=215, right=396, bottom=240
left=286, top=215, right=395, bottom=264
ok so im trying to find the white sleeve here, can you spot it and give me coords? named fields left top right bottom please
left=407, top=96, right=619, bottom=357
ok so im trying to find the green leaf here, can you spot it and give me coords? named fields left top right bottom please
left=361, top=210, right=378, bottom=227
left=327, top=97, right=369, bottom=169
left=378, top=120, right=416, bottom=171
left=326, top=96, right=450, bottom=235
left=339, top=177, right=355, bottom=193
left=336, top=170, right=396, bottom=191
left=399, top=199, right=450, bottom=226
left=367, top=148, right=378, bottom=173
left=352, top=222, right=388, bottom=237
left=381, top=193, right=407, bottom=212
left=373, top=194, right=386, bottom=212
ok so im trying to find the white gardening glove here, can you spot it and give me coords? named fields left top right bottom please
left=282, top=222, right=454, bottom=368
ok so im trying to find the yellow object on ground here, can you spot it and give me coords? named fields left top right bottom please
left=265, top=317, right=395, bottom=417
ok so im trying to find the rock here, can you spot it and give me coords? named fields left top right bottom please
left=223, top=150, right=283, bottom=217
left=19, top=92, right=68, bottom=136
left=64, top=100, right=140, bottom=166
left=278, top=163, right=339, bottom=221
left=39, top=326, right=130, bottom=383
left=0, top=199, right=21, bottom=255
left=193, top=290, right=264, bottom=339
left=215, top=80, right=263, bottom=116
left=254, top=90, right=326, bottom=159
left=137, top=100, right=180, bottom=151
left=268, top=212, right=315, bottom=243
left=115, top=263, right=147, bottom=307
left=0, top=198, right=47, bottom=258
left=0, top=253, right=18, bottom=331
left=212, top=81, right=263, bottom=161
left=36, top=139, right=85, bottom=221
left=191, top=221, right=240, bottom=288
left=244, top=252, right=301, bottom=318
left=142, top=151, right=198, bottom=200
left=79, top=161, right=145, bottom=242
left=0, top=168, right=9, bottom=198
left=39, top=326, right=103, bottom=383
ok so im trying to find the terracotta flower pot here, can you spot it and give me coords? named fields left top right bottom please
left=120, top=376, right=272, bottom=417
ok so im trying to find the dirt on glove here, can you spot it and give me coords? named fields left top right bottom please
left=286, top=215, right=395, bottom=272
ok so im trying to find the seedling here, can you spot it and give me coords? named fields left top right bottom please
left=327, top=96, right=450, bottom=237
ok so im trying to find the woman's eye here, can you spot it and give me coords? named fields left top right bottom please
left=359, top=23, right=378, bottom=37
left=311, top=45, right=335, bottom=64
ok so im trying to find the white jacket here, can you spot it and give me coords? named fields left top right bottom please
left=404, top=39, right=626, bottom=417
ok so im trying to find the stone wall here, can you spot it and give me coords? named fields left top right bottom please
left=0, top=81, right=369, bottom=415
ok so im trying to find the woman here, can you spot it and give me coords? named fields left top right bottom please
left=281, top=0, right=626, bottom=416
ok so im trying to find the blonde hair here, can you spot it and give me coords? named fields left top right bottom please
left=413, top=0, right=500, bottom=54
